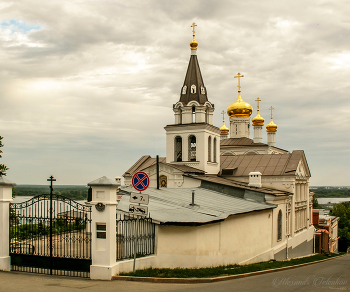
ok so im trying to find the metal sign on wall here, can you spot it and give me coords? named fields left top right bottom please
left=129, top=204, right=148, bottom=216
left=132, top=172, right=150, bottom=192
left=129, top=192, right=149, bottom=204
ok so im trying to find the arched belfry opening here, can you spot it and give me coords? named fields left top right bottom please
left=174, top=136, right=182, bottom=162
left=188, top=135, right=196, bottom=161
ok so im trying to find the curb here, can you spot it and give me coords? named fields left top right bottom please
left=112, top=254, right=347, bottom=283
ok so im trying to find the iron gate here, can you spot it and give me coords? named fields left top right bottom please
left=10, top=193, right=92, bottom=277
left=116, top=213, right=155, bottom=261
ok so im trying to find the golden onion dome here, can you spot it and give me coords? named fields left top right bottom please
left=266, top=118, right=277, bottom=132
left=220, top=123, right=229, bottom=135
left=190, top=38, right=198, bottom=50
left=227, top=92, right=253, bottom=118
left=252, top=110, right=265, bottom=126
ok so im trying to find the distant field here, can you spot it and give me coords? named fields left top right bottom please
left=310, top=187, right=350, bottom=198
left=13, top=185, right=89, bottom=200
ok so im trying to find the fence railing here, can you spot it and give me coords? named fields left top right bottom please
left=116, top=213, right=155, bottom=261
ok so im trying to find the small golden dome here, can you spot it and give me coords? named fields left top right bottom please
left=220, top=123, right=229, bottom=135
left=252, top=110, right=265, bottom=126
left=266, top=119, right=277, bottom=132
left=190, top=38, right=198, bottom=50
left=227, top=92, right=253, bottom=118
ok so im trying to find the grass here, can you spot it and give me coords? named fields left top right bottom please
left=119, top=253, right=344, bottom=278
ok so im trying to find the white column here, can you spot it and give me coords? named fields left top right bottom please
left=0, top=177, right=15, bottom=271
left=267, top=132, right=276, bottom=146
left=88, top=176, right=119, bottom=280
left=253, top=125, right=263, bottom=143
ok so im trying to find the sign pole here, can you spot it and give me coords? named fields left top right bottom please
left=133, top=214, right=139, bottom=273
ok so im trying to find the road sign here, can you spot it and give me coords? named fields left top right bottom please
left=132, top=172, right=150, bottom=192
left=129, top=204, right=148, bottom=216
left=130, top=192, right=149, bottom=205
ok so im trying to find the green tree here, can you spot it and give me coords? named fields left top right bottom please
left=0, top=136, right=9, bottom=177
left=331, top=202, right=350, bottom=251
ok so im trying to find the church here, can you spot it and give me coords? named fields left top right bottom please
left=117, top=23, right=314, bottom=268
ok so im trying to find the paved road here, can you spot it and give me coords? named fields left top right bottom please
left=0, top=255, right=349, bottom=292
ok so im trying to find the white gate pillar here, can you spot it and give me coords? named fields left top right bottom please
left=88, top=176, right=119, bottom=280
left=0, top=177, right=15, bottom=271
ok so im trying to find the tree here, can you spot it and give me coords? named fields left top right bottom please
left=0, top=136, right=9, bottom=177
left=331, top=202, right=350, bottom=251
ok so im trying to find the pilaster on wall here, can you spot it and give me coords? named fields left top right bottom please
left=0, top=177, right=15, bottom=271
left=88, top=176, right=119, bottom=280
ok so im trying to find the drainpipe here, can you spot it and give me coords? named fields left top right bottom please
left=286, top=195, right=292, bottom=259
left=156, top=155, right=159, bottom=189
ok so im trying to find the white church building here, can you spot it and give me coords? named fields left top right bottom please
left=117, top=24, right=314, bottom=269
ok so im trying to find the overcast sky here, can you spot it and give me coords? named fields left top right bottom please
left=0, top=0, right=349, bottom=186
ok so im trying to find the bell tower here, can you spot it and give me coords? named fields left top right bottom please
left=165, top=23, right=220, bottom=174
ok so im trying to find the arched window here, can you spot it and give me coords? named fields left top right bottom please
left=278, top=210, right=282, bottom=241
left=208, top=136, right=212, bottom=162
left=174, top=136, right=182, bottom=162
left=213, top=137, right=217, bottom=162
left=188, top=135, right=196, bottom=161
left=192, top=106, right=196, bottom=123
left=191, top=84, right=196, bottom=94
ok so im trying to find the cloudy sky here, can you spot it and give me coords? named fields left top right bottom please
left=0, top=0, right=349, bottom=186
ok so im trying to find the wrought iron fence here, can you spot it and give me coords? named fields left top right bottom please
left=116, top=213, right=155, bottom=261
left=10, top=194, right=92, bottom=277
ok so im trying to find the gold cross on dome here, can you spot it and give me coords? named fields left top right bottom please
left=269, top=106, right=274, bottom=119
left=191, top=22, right=197, bottom=37
left=221, top=110, right=225, bottom=122
left=255, top=97, right=261, bottom=110
left=234, top=73, right=244, bottom=91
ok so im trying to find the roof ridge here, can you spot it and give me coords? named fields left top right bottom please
left=123, top=155, right=151, bottom=177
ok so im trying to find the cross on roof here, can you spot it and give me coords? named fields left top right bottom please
left=255, top=97, right=261, bottom=110
left=269, top=106, right=274, bottom=119
left=191, top=22, right=197, bottom=38
left=221, top=110, right=225, bottom=122
left=234, top=73, right=244, bottom=91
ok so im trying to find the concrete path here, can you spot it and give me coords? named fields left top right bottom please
left=1, top=254, right=349, bottom=292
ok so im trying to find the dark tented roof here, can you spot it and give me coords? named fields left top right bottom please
left=178, top=55, right=208, bottom=105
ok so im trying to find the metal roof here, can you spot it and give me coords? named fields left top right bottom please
left=123, top=156, right=204, bottom=177
left=117, top=186, right=276, bottom=225
left=220, top=150, right=310, bottom=177
left=220, top=137, right=266, bottom=146
left=184, top=174, right=290, bottom=196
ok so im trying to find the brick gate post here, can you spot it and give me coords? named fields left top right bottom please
left=88, top=176, right=120, bottom=280
left=0, top=177, right=15, bottom=271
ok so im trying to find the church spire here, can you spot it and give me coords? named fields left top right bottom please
left=179, top=23, right=208, bottom=106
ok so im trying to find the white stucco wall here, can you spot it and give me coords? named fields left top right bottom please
left=154, top=210, right=274, bottom=268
